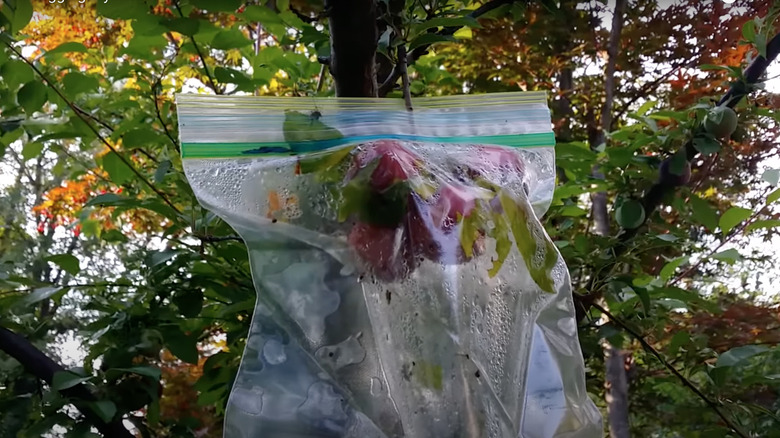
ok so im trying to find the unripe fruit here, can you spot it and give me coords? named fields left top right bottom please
left=659, top=158, right=691, bottom=187
left=704, top=106, right=738, bottom=139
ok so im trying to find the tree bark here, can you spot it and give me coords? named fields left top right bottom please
left=605, top=346, right=631, bottom=438
left=326, top=0, right=379, bottom=97
left=0, top=326, right=134, bottom=438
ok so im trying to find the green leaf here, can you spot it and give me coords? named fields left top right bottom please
left=742, top=20, right=756, bottom=42
left=46, top=254, right=81, bottom=276
left=101, top=229, right=129, bottom=243
left=52, top=371, right=91, bottom=391
left=761, top=168, right=779, bottom=186
left=161, top=17, right=200, bottom=36
left=297, top=145, right=354, bottom=182
left=719, top=206, right=752, bottom=235
left=43, top=42, right=88, bottom=58
left=659, top=256, right=688, bottom=282
left=101, top=152, right=133, bottom=185
left=668, top=331, right=690, bottom=357
left=122, top=126, right=165, bottom=148
left=18, top=81, right=47, bottom=115
left=746, top=219, right=780, bottom=233
left=415, top=361, right=443, bottom=391
left=283, top=110, right=344, bottom=151
left=487, top=211, right=511, bottom=277
left=154, top=159, right=172, bottom=183
left=211, top=28, right=252, bottom=50
left=412, top=16, right=480, bottom=35
left=409, top=33, right=456, bottom=50
left=16, top=287, right=64, bottom=308
left=615, top=200, right=645, bottom=229
left=635, top=100, right=657, bottom=116
left=692, top=133, right=721, bottom=155
left=21, top=142, right=44, bottom=161
left=63, top=72, right=100, bottom=97
left=689, top=195, right=719, bottom=231
left=0, top=60, right=34, bottom=89
left=112, top=366, right=162, bottom=381
left=84, top=193, right=125, bottom=207
left=498, top=190, right=558, bottom=293
left=160, top=326, right=199, bottom=364
left=88, top=400, right=117, bottom=423
left=96, top=1, right=149, bottom=19
left=173, top=290, right=204, bottom=318
left=715, top=345, right=769, bottom=368
left=214, top=66, right=255, bottom=90
left=241, top=5, right=284, bottom=25
left=1, top=0, right=32, bottom=33
left=768, top=188, right=780, bottom=205
left=711, top=248, right=741, bottom=265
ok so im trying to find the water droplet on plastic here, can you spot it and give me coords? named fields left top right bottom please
left=262, top=339, right=286, bottom=365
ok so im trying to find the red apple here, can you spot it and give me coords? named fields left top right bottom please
left=408, top=184, right=486, bottom=264
left=348, top=221, right=417, bottom=282
left=347, top=140, right=422, bottom=192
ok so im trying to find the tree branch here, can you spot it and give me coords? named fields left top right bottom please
left=2, top=42, right=184, bottom=218
left=0, top=326, right=134, bottom=438
left=576, top=32, right=780, bottom=318
left=378, top=0, right=518, bottom=96
left=173, top=1, right=219, bottom=94
left=592, top=303, right=749, bottom=438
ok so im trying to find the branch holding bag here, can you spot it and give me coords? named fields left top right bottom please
left=177, top=92, right=602, bottom=437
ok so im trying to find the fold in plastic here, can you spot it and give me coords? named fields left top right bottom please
left=177, top=92, right=603, bottom=438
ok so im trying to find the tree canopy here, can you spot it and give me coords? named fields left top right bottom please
left=1, top=0, right=780, bottom=437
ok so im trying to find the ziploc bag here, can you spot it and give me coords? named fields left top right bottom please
left=176, top=92, right=602, bottom=438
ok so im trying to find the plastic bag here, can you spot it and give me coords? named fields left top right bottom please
left=177, top=92, right=603, bottom=438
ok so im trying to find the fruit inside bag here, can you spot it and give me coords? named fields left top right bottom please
left=177, top=92, right=603, bottom=438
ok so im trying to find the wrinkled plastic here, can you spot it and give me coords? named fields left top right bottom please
left=177, top=92, right=603, bottom=438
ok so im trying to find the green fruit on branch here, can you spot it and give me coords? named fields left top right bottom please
left=703, top=106, right=738, bottom=139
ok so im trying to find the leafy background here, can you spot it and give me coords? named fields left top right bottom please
left=0, top=0, right=779, bottom=437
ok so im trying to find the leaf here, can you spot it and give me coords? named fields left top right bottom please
left=692, top=133, right=721, bottom=155
left=488, top=211, right=511, bottom=278
left=769, top=188, right=780, bottom=205
left=283, top=110, right=344, bottom=151
left=659, top=256, right=688, bottom=282
left=615, top=200, right=645, bottom=229
left=719, top=206, right=752, bottom=235
left=101, top=229, right=128, bottom=243
left=498, top=190, right=558, bottom=293
left=715, top=345, right=769, bottom=368
left=101, top=152, right=133, bottom=185
left=668, top=332, right=689, bottom=356
left=412, top=16, right=480, bottom=35
left=63, top=72, right=99, bottom=97
left=655, top=234, right=678, bottom=242
left=1, top=0, right=32, bottom=33
left=84, top=193, right=125, bottom=207
left=242, top=5, right=284, bottom=25
left=112, top=366, right=162, bottom=381
left=689, top=195, right=719, bottom=231
left=43, top=42, right=88, bottom=58
left=0, top=60, right=34, bottom=89
left=745, top=219, right=780, bottom=233
left=122, top=126, right=165, bottom=148
left=46, top=254, right=81, bottom=276
left=17, top=287, right=64, bottom=308
left=161, top=17, right=200, bottom=36
left=154, top=160, right=172, bottom=183
left=211, top=29, right=252, bottom=50
left=761, top=168, right=779, bottom=186
left=635, top=100, right=657, bottom=116
left=52, top=371, right=91, bottom=391
left=21, top=142, right=44, bottom=161
left=742, top=20, right=756, bottom=42
left=173, top=290, right=204, bottom=318
left=18, top=81, right=47, bottom=115
left=160, top=326, right=199, bottom=364
left=409, top=33, right=456, bottom=50
left=711, top=249, right=741, bottom=265
left=88, top=400, right=117, bottom=423
left=297, top=145, right=354, bottom=182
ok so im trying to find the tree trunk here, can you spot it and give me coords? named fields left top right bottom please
left=326, top=0, right=379, bottom=97
left=605, top=346, right=631, bottom=438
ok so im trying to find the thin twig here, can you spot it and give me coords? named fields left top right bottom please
left=592, top=302, right=749, bottom=438
left=2, top=42, right=183, bottom=217
left=152, top=44, right=182, bottom=153
left=316, top=63, right=326, bottom=93
left=173, top=1, right=219, bottom=94
left=194, top=234, right=244, bottom=243
left=398, top=45, right=413, bottom=111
